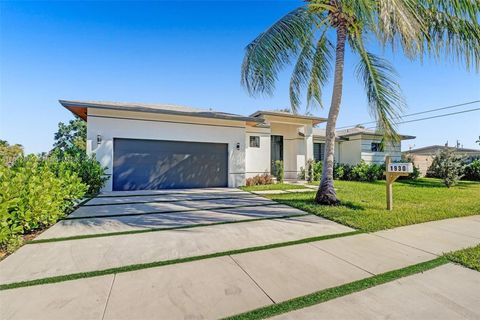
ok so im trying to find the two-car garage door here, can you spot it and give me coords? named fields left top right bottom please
left=112, top=138, right=228, bottom=191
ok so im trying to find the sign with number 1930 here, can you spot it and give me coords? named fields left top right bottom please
left=387, top=163, right=413, bottom=173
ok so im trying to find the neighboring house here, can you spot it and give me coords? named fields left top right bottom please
left=404, top=145, right=480, bottom=176
left=60, top=100, right=415, bottom=191
left=313, top=127, right=415, bottom=165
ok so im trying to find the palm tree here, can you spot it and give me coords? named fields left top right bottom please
left=241, top=0, right=480, bottom=204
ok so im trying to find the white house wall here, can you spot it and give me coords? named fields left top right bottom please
left=245, top=126, right=271, bottom=178
left=87, top=108, right=246, bottom=191
left=338, top=139, right=362, bottom=165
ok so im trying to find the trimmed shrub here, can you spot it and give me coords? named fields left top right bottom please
left=50, top=147, right=108, bottom=195
left=274, top=160, right=284, bottom=183
left=333, top=161, right=383, bottom=182
left=245, top=173, right=274, bottom=186
left=0, top=155, right=87, bottom=252
left=298, top=167, right=306, bottom=180
left=463, top=159, right=480, bottom=181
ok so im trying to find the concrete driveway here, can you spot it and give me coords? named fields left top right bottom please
left=0, top=188, right=353, bottom=285
left=0, top=188, right=479, bottom=319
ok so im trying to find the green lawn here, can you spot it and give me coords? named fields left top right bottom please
left=265, top=178, right=480, bottom=232
left=446, top=245, right=480, bottom=272
left=240, top=183, right=308, bottom=192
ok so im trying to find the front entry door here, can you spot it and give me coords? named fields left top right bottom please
left=271, top=135, right=284, bottom=175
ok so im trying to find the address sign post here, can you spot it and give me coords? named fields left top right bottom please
left=385, top=156, right=413, bottom=210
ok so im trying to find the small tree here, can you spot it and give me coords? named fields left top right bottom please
left=274, top=160, right=284, bottom=183
left=429, top=148, right=464, bottom=188
left=0, top=140, right=24, bottom=166
left=53, top=117, right=87, bottom=155
left=476, top=136, right=480, bottom=146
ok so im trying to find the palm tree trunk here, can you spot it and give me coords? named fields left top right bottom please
left=315, top=25, right=347, bottom=205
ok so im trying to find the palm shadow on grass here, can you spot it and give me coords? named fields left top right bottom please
left=273, top=198, right=366, bottom=212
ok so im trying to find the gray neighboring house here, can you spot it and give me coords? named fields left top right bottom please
left=404, top=145, right=480, bottom=176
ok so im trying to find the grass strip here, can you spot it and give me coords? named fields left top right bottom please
left=223, top=257, right=449, bottom=320
left=82, top=194, right=262, bottom=207
left=95, top=190, right=246, bottom=198
left=62, top=202, right=281, bottom=220
left=0, top=230, right=361, bottom=291
left=28, top=213, right=312, bottom=244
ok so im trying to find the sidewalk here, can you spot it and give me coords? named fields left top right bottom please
left=272, top=263, right=480, bottom=319
left=1, top=215, right=479, bottom=319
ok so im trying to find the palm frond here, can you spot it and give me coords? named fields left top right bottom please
left=375, top=0, right=425, bottom=58
left=419, top=5, right=480, bottom=71
left=289, top=38, right=315, bottom=113
left=306, top=34, right=333, bottom=109
left=241, top=7, right=315, bottom=97
left=352, top=37, right=406, bottom=141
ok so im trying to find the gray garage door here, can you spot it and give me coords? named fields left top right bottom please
left=113, top=138, right=228, bottom=190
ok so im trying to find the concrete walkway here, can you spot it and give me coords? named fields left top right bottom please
left=272, top=263, right=480, bottom=319
left=1, top=214, right=479, bottom=319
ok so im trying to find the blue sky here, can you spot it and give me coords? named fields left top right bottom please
left=1, top=0, right=479, bottom=154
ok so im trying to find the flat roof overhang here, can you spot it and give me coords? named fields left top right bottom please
left=59, top=100, right=264, bottom=124
left=250, top=111, right=327, bottom=125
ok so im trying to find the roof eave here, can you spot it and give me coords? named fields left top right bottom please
left=59, top=100, right=263, bottom=123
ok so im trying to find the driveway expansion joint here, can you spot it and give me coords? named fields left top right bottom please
left=306, top=243, right=376, bottom=276
left=371, top=233, right=440, bottom=256
left=101, top=274, right=116, bottom=320
left=28, top=213, right=313, bottom=244
left=62, top=202, right=282, bottom=220
left=228, top=255, right=277, bottom=305
left=82, top=194, right=263, bottom=207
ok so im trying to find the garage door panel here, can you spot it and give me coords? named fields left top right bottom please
left=113, top=139, right=228, bottom=190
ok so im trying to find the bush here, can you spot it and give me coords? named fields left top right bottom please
left=0, top=155, right=87, bottom=252
left=245, top=173, right=274, bottom=186
left=50, top=147, right=108, bottom=195
left=274, top=160, right=284, bottom=183
left=428, top=148, right=464, bottom=187
left=398, top=154, right=420, bottom=180
left=298, top=167, right=306, bottom=180
left=463, top=160, right=480, bottom=181
left=333, top=161, right=383, bottom=182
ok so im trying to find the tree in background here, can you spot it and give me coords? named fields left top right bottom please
left=241, top=0, right=480, bottom=204
left=429, top=148, right=464, bottom=187
left=53, top=117, right=86, bottom=155
left=51, top=117, right=108, bottom=194
left=0, top=140, right=24, bottom=166
left=476, top=136, right=480, bottom=146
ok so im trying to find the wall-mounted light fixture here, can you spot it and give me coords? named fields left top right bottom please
left=236, top=142, right=241, bottom=150
left=97, top=135, right=102, bottom=144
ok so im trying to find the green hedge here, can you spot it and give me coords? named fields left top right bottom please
left=0, top=155, right=87, bottom=252
left=463, top=160, right=480, bottom=181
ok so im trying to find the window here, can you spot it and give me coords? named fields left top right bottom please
left=249, top=136, right=260, bottom=148
left=314, top=143, right=325, bottom=161
left=371, top=142, right=384, bottom=152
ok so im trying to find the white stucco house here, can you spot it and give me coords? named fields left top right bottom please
left=60, top=100, right=415, bottom=191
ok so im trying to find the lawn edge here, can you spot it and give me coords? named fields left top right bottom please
left=0, top=230, right=361, bottom=291
left=28, top=213, right=312, bottom=244
left=222, top=257, right=449, bottom=320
